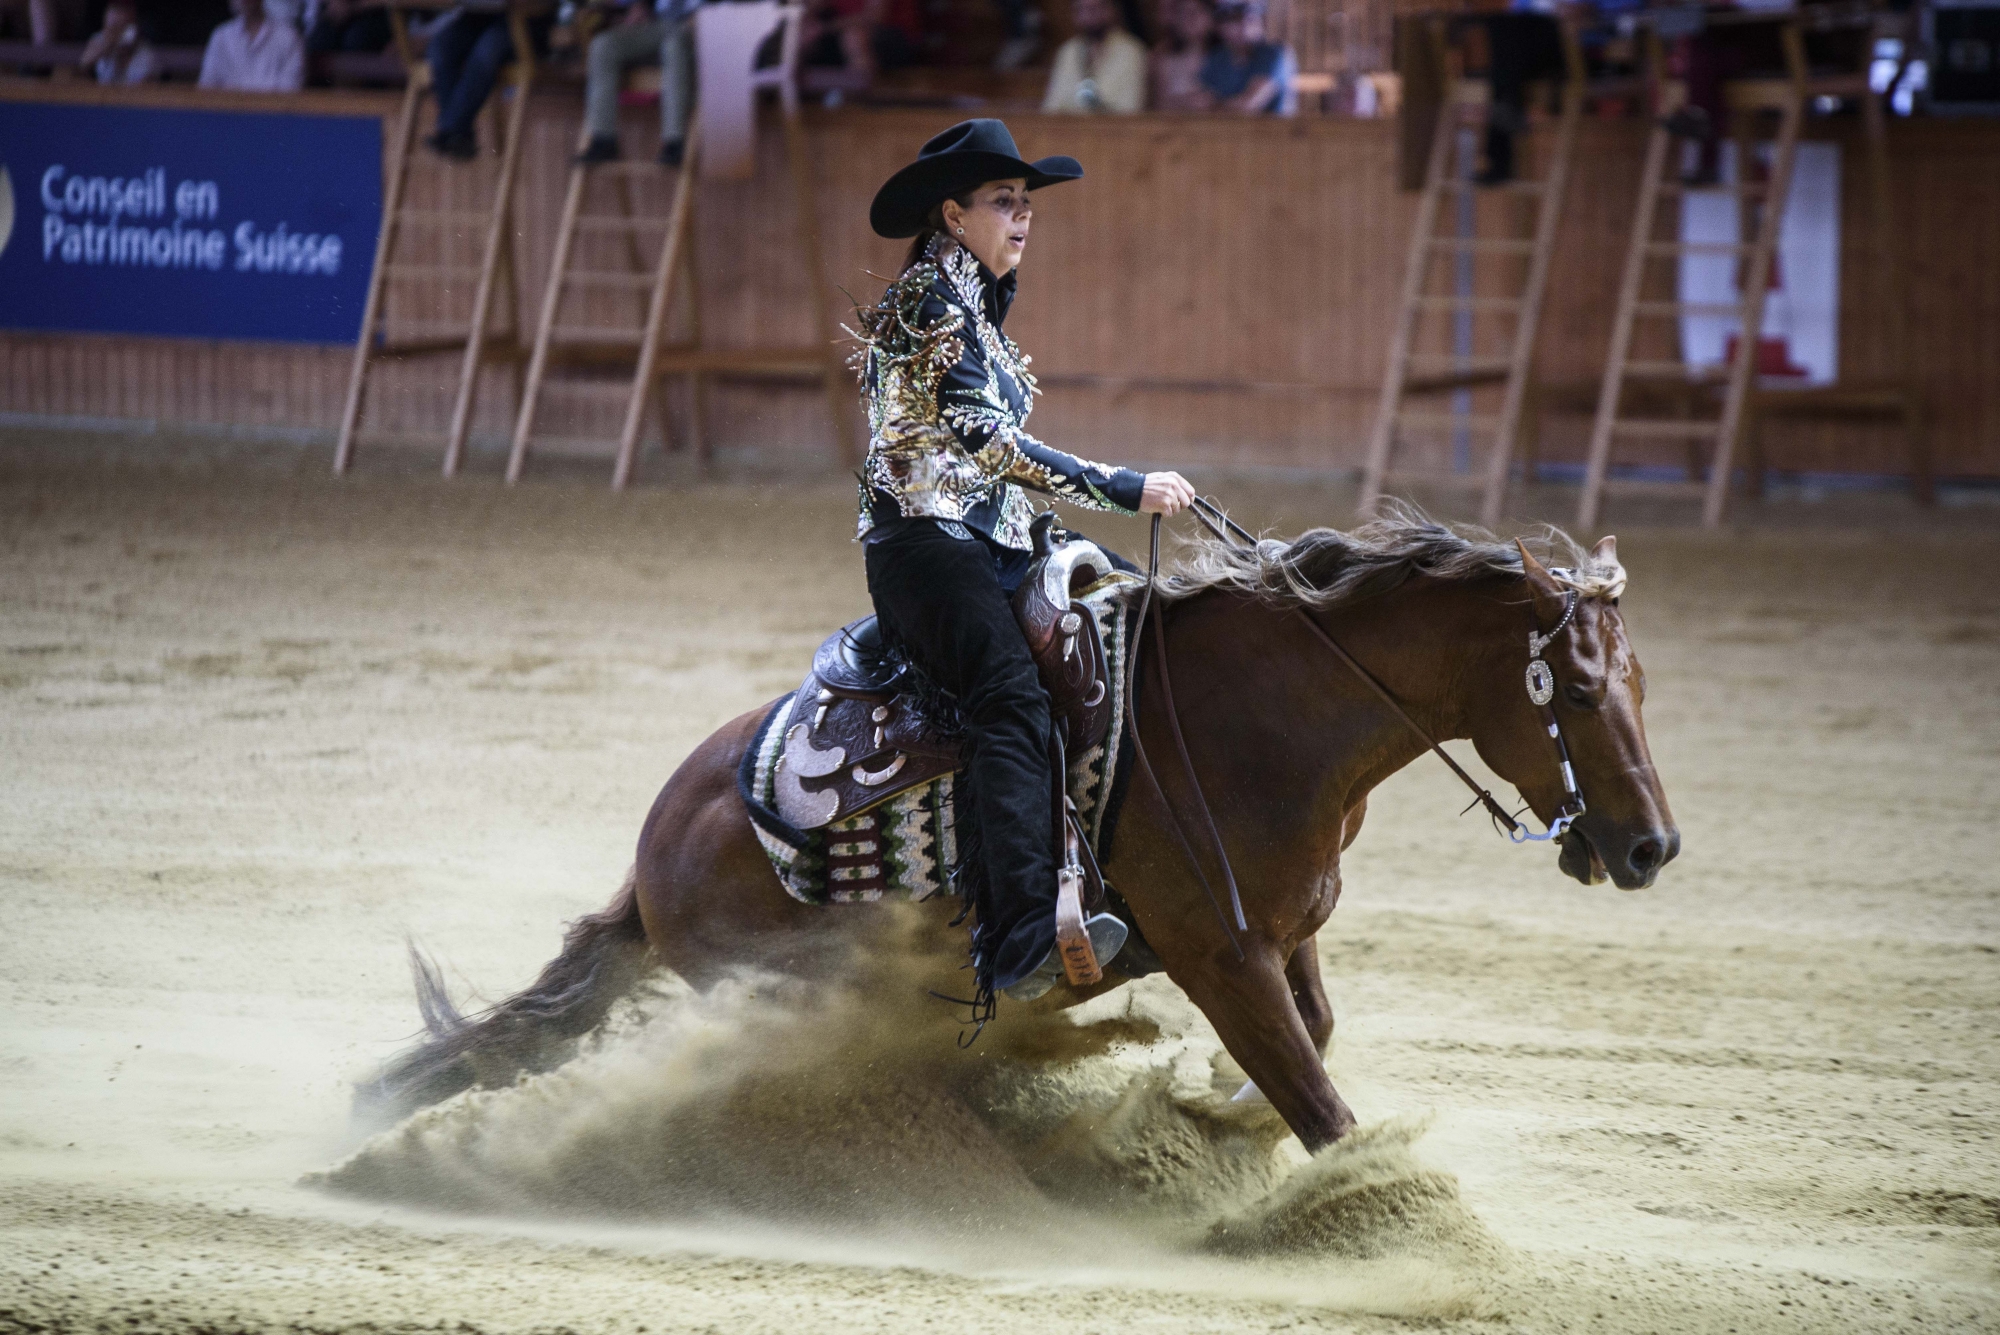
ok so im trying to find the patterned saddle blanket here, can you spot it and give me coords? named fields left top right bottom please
left=736, top=548, right=1141, bottom=906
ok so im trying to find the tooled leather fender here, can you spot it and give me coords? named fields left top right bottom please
left=1012, top=517, right=1117, bottom=751
left=772, top=677, right=961, bottom=831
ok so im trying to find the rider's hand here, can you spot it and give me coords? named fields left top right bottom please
left=1139, top=471, right=1195, bottom=517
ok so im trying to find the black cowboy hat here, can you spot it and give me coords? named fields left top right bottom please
left=869, top=119, right=1083, bottom=240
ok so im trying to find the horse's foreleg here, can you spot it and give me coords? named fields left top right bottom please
left=1285, top=935, right=1334, bottom=1057
left=1188, top=947, right=1357, bottom=1151
left=1229, top=936, right=1335, bottom=1105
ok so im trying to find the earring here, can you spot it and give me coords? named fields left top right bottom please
left=955, top=227, right=964, bottom=236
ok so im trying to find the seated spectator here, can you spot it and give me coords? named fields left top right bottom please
left=576, top=0, right=700, bottom=169
left=425, top=7, right=554, bottom=159
left=799, top=0, right=921, bottom=86
left=1665, top=6, right=1862, bottom=187
left=79, top=0, right=160, bottom=83
left=1200, top=0, right=1291, bottom=115
left=1475, top=6, right=1565, bottom=184
left=1043, top=0, right=1147, bottom=113
left=1151, top=0, right=1214, bottom=111
left=198, top=0, right=305, bottom=91
left=305, top=0, right=390, bottom=54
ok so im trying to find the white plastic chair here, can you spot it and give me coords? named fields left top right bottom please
left=695, top=1, right=803, bottom=180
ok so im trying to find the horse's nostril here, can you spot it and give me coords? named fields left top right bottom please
left=1629, top=839, right=1663, bottom=873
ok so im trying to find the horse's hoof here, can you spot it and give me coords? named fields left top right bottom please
left=1231, top=1079, right=1269, bottom=1104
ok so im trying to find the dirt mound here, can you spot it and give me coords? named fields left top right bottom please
left=1203, top=1116, right=1509, bottom=1269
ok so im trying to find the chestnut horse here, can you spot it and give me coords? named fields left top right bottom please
left=367, top=512, right=1678, bottom=1152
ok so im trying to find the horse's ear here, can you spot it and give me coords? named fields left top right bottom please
left=1515, top=539, right=1567, bottom=614
left=1592, top=535, right=1618, bottom=565
left=1516, top=539, right=1559, bottom=590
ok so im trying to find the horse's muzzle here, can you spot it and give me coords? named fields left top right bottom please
left=1561, top=824, right=1678, bottom=889
left=1622, top=827, right=1680, bottom=887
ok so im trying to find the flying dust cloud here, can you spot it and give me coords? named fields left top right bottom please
left=308, top=910, right=1505, bottom=1317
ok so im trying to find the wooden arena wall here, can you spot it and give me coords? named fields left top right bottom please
left=2, top=83, right=1995, bottom=483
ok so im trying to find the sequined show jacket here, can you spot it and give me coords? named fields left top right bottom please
left=850, top=239, right=1146, bottom=550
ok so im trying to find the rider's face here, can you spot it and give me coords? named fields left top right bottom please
left=944, top=179, right=1032, bottom=277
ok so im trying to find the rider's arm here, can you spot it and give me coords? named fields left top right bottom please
left=933, top=321, right=1146, bottom=515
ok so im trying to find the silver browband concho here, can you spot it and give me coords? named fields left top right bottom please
left=1525, top=658, right=1555, bottom=706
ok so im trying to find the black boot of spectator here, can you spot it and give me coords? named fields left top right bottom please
left=425, top=129, right=477, bottom=161
left=1475, top=123, right=1516, bottom=186
left=658, top=139, right=684, bottom=168
left=575, top=135, right=620, bottom=166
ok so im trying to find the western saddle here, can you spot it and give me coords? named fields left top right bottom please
left=770, top=514, right=1133, bottom=984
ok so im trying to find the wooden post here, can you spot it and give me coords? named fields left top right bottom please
left=1478, top=27, right=1584, bottom=528
left=1701, top=22, right=1805, bottom=528
left=1579, top=40, right=1677, bottom=531
left=1861, top=68, right=1930, bottom=505
left=507, top=120, right=593, bottom=484
left=443, top=35, right=534, bottom=477
left=334, top=44, right=425, bottom=475
left=1358, top=18, right=1452, bottom=515
left=614, top=116, right=703, bottom=490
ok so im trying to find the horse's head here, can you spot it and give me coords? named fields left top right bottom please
left=1469, top=536, right=1679, bottom=890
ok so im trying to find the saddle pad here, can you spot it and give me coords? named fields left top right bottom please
left=738, top=571, right=1140, bottom=906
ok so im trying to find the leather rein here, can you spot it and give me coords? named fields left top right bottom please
left=1121, top=497, right=1586, bottom=961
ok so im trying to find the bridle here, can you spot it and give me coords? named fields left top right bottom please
left=1518, top=585, right=1588, bottom=844
left=1122, top=498, right=1589, bottom=960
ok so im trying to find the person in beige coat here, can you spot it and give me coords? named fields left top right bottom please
left=1041, top=0, right=1147, bottom=113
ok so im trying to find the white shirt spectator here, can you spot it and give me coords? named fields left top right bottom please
left=199, top=15, right=305, bottom=91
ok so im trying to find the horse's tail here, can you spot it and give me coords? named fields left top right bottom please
left=355, top=874, right=650, bottom=1126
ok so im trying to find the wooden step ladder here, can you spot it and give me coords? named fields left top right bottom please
left=1577, top=21, right=1813, bottom=530
left=333, top=0, right=542, bottom=478
left=1358, top=16, right=1589, bottom=527
left=1738, top=19, right=1931, bottom=510
left=508, top=116, right=703, bottom=487
left=507, top=2, right=854, bottom=488
left=1579, top=3, right=1928, bottom=528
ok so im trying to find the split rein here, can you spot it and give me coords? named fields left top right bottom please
left=1122, top=499, right=1586, bottom=962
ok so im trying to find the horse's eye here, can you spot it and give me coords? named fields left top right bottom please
left=1564, top=681, right=1598, bottom=710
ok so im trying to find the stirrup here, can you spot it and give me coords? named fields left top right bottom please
left=1001, top=914, right=1127, bottom=1003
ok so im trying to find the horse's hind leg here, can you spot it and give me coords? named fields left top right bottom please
left=633, top=707, right=828, bottom=988
left=1187, top=947, right=1357, bottom=1150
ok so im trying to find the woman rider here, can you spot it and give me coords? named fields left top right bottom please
left=854, top=120, right=1195, bottom=1004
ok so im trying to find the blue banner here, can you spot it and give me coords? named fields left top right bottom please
left=0, top=101, right=380, bottom=344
